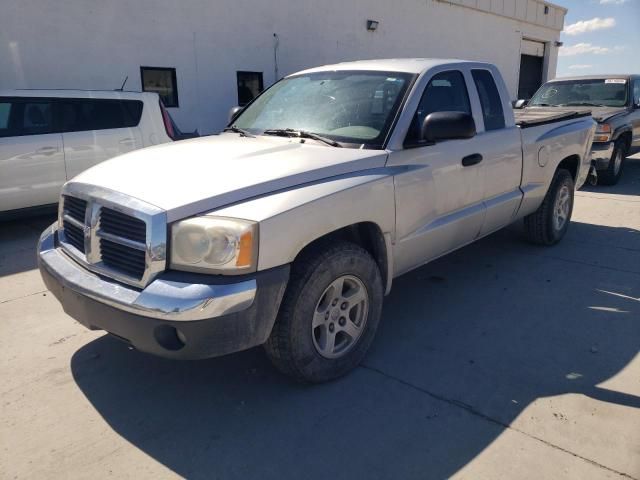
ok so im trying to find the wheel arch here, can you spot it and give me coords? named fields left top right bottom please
left=292, top=222, right=393, bottom=295
left=557, top=154, right=581, bottom=181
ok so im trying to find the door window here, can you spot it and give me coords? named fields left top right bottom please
left=634, top=79, right=640, bottom=105
left=21, top=102, right=53, bottom=135
left=472, top=70, right=506, bottom=131
left=0, top=99, right=54, bottom=137
left=0, top=101, right=11, bottom=136
left=405, top=70, right=471, bottom=144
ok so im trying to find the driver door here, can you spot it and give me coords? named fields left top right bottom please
left=388, top=70, right=486, bottom=276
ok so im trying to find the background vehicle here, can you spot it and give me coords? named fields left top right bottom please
left=517, top=75, right=640, bottom=185
left=38, top=59, right=595, bottom=383
left=0, top=90, right=182, bottom=217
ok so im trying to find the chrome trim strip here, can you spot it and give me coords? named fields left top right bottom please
left=96, top=229, right=147, bottom=251
left=62, top=213, right=84, bottom=229
left=39, top=224, right=256, bottom=322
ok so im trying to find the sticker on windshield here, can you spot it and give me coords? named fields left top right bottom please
left=605, top=79, right=626, bottom=84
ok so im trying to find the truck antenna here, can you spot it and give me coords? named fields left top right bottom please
left=117, top=76, right=128, bottom=91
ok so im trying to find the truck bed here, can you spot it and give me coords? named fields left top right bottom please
left=514, top=108, right=592, bottom=128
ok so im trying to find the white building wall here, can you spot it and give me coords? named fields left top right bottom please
left=0, top=0, right=564, bottom=135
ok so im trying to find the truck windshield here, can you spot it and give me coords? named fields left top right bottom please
left=529, top=79, right=628, bottom=108
left=232, top=70, right=415, bottom=148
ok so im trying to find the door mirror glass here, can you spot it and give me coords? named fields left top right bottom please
left=228, top=106, right=243, bottom=124
left=514, top=99, right=528, bottom=109
left=421, top=111, right=476, bottom=143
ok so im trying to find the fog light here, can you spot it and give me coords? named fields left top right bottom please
left=154, top=325, right=186, bottom=351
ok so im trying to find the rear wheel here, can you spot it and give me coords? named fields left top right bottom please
left=598, top=139, right=627, bottom=186
left=524, top=168, right=574, bottom=246
left=264, top=242, right=383, bottom=383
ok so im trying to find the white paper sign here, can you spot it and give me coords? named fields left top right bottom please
left=605, top=79, right=627, bottom=84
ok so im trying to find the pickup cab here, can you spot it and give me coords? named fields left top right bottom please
left=519, top=74, right=640, bottom=185
left=38, top=59, right=596, bottom=383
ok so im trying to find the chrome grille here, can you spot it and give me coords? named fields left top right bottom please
left=99, top=238, right=146, bottom=279
left=99, top=207, right=146, bottom=243
left=98, top=208, right=147, bottom=279
left=61, top=196, right=87, bottom=253
left=57, top=185, right=167, bottom=288
left=64, top=196, right=87, bottom=222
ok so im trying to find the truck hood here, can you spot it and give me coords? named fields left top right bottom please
left=525, top=105, right=628, bottom=123
left=71, top=134, right=388, bottom=221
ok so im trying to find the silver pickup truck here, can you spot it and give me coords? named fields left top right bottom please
left=38, top=59, right=595, bottom=382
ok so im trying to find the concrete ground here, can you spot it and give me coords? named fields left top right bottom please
left=1, top=155, right=639, bottom=480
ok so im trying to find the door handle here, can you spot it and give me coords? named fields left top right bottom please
left=119, top=138, right=134, bottom=144
left=462, top=153, right=483, bottom=167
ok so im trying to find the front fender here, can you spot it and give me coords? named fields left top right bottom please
left=210, top=169, right=397, bottom=273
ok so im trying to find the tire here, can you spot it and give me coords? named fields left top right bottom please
left=524, top=168, right=574, bottom=246
left=598, top=139, right=627, bottom=186
left=264, top=241, right=383, bottom=383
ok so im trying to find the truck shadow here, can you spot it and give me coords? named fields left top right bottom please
left=0, top=213, right=56, bottom=277
left=579, top=155, right=640, bottom=196
left=70, top=220, right=639, bottom=479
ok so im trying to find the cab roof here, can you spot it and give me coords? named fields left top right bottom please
left=291, top=58, right=491, bottom=76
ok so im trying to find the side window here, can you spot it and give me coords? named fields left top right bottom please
left=21, top=101, right=54, bottom=136
left=61, top=99, right=143, bottom=133
left=0, top=101, right=12, bottom=137
left=634, top=80, right=640, bottom=105
left=472, top=69, right=506, bottom=131
left=406, top=70, right=471, bottom=143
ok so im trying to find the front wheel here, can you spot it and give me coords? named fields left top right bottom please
left=524, top=168, right=575, bottom=246
left=598, top=139, right=627, bottom=186
left=264, top=242, right=383, bottom=383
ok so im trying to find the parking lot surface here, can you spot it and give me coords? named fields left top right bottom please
left=1, top=156, right=639, bottom=480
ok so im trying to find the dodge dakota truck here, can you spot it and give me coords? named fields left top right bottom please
left=38, top=59, right=596, bottom=383
left=518, top=74, right=640, bottom=185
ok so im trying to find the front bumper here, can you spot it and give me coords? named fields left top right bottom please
left=38, top=223, right=289, bottom=359
left=591, top=142, right=615, bottom=170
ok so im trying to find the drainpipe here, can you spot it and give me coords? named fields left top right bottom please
left=273, top=33, right=280, bottom=82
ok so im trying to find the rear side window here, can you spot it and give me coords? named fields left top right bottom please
left=61, top=99, right=143, bottom=133
left=634, top=79, right=640, bottom=105
left=0, top=99, right=55, bottom=137
left=472, top=70, right=505, bottom=131
left=406, top=70, right=471, bottom=143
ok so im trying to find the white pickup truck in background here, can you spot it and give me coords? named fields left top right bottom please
left=38, top=59, right=596, bottom=382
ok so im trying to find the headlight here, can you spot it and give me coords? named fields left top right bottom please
left=594, top=123, right=612, bottom=143
left=170, top=216, right=258, bottom=274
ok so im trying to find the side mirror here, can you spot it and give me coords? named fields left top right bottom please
left=514, top=99, right=528, bottom=109
left=228, top=106, right=244, bottom=123
left=421, top=112, right=476, bottom=143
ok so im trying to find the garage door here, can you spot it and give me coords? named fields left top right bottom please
left=518, top=39, right=545, bottom=100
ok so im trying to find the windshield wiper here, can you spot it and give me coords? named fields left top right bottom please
left=560, top=102, right=602, bottom=107
left=531, top=103, right=557, bottom=107
left=263, top=128, right=342, bottom=147
left=223, top=125, right=255, bottom=137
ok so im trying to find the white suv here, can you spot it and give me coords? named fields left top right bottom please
left=0, top=90, right=179, bottom=217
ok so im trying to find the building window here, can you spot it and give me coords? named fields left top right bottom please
left=141, top=67, right=179, bottom=107
left=237, top=71, right=264, bottom=106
